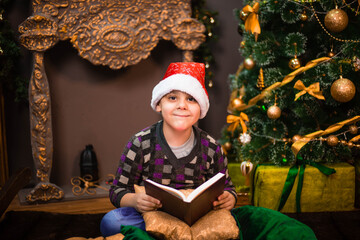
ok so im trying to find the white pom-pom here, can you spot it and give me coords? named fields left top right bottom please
left=239, top=133, right=251, bottom=144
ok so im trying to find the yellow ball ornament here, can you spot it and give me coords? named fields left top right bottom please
left=267, top=105, right=282, bottom=119
left=349, top=125, right=358, bottom=134
left=324, top=8, right=349, bottom=33
left=240, top=11, right=249, bottom=21
left=300, top=12, right=308, bottom=21
left=231, top=97, right=245, bottom=110
left=327, top=51, right=335, bottom=58
left=330, top=77, right=356, bottom=103
left=326, top=135, right=339, bottom=146
left=244, top=57, right=255, bottom=70
left=240, top=41, right=246, bottom=49
left=289, top=57, right=301, bottom=70
left=292, top=135, right=302, bottom=143
left=223, top=142, right=232, bottom=151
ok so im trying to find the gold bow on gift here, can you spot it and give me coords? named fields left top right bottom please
left=294, top=80, right=325, bottom=101
left=227, top=112, right=249, bottom=134
left=242, top=3, right=261, bottom=41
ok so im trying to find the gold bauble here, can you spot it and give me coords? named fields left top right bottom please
left=240, top=41, right=246, bottom=49
left=330, top=77, right=356, bottom=103
left=240, top=11, right=249, bottom=21
left=292, top=134, right=302, bottom=142
left=326, top=135, right=339, bottom=146
left=223, top=142, right=232, bottom=151
left=327, top=51, right=335, bottom=58
left=300, top=12, right=308, bottom=21
left=231, top=97, right=246, bottom=110
left=324, top=9, right=349, bottom=33
left=349, top=125, right=358, bottom=134
left=267, top=105, right=282, bottom=119
left=289, top=57, right=301, bottom=70
left=244, top=57, right=255, bottom=70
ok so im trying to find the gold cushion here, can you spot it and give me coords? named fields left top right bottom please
left=135, top=185, right=239, bottom=240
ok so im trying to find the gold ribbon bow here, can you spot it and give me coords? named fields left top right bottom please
left=227, top=112, right=249, bottom=134
left=242, top=3, right=261, bottom=41
left=294, top=80, right=325, bottom=101
left=291, top=116, right=360, bottom=156
left=236, top=57, right=330, bottom=112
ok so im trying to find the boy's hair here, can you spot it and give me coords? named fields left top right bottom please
left=150, top=62, right=210, bottom=119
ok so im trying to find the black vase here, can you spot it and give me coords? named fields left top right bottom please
left=80, top=144, right=99, bottom=187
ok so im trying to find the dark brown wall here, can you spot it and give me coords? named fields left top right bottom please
left=5, top=0, right=242, bottom=187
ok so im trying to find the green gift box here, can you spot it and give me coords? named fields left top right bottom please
left=253, top=162, right=355, bottom=213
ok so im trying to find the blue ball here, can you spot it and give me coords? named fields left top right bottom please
left=100, top=207, right=145, bottom=237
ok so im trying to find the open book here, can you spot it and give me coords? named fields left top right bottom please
left=144, top=172, right=225, bottom=226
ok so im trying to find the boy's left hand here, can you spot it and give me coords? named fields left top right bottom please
left=213, top=191, right=236, bottom=210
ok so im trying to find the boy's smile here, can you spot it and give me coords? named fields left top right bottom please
left=156, top=90, right=201, bottom=143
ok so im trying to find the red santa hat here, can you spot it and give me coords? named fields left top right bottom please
left=151, top=62, right=210, bottom=119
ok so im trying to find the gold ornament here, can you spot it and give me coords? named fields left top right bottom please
left=244, top=57, right=255, bottom=70
left=231, top=97, right=245, bottom=109
left=326, top=135, right=339, bottom=146
left=289, top=57, right=301, bottom=70
left=330, top=77, right=356, bottom=102
left=292, top=134, right=302, bottom=142
left=349, top=125, right=358, bottom=134
left=240, top=10, right=249, bottom=21
left=300, top=11, right=308, bottom=21
left=257, top=67, right=265, bottom=90
left=328, top=51, right=335, bottom=58
left=240, top=41, right=246, bottom=49
left=353, top=56, right=360, bottom=71
left=223, top=142, right=232, bottom=151
left=324, top=8, right=349, bottom=33
left=267, top=105, right=281, bottom=119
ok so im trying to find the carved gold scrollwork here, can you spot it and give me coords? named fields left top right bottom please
left=19, top=14, right=64, bottom=203
left=19, top=0, right=205, bottom=203
left=171, top=18, right=206, bottom=51
left=28, top=0, right=204, bottom=69
left=26, top=183, right=64, bottom=203
left=18, top=15, right=59, bottom=51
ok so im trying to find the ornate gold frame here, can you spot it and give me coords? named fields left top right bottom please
left=18, top=0, right=205, bottom=203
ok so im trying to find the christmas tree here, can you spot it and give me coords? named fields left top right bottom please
left=220, top=0, right=360, bottom=167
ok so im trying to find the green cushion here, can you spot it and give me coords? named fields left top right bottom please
left=231, top=206, right=317, bottom=240
left=120, top=225, right=156, bottom=240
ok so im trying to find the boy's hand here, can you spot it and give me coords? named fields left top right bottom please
left=133, top=193, right=162, bottom=213
left=213, top=191, right=236, bottom=210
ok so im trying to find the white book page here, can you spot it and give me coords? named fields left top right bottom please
left=146, top=179, right=186, bottom=200
left=184, top=172, right=225, bottom=203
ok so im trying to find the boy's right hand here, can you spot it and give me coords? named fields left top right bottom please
left=134, top=193, right=162, bottom=213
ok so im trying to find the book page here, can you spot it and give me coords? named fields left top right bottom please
left=145, top=179, right=186, bottom=200
left=185, top=172, right=225, bottom=203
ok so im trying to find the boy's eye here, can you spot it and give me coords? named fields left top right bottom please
left=188, top=97, right=197, bottom=102
left=168, top=95, right=176, bottom=100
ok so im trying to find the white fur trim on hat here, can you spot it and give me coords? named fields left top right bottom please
left=151, top=74, right=210, bottom=119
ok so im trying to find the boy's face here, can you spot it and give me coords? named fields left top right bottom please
left=156, top=90, right=201, bottom=132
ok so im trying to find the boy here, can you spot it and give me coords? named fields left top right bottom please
left=101, top=62, right=237, bottom=236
